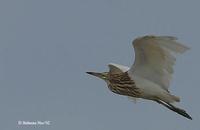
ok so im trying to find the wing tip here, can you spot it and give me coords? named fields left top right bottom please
left=108, top=63, right=130, bottom=73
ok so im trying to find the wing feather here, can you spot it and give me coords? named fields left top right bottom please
left=128, top=36, right=189, bottom=91
left=108, top=63, right=129, bottom=74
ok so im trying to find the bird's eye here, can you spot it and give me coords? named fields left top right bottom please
left=102, top=76, right=106, bottom=79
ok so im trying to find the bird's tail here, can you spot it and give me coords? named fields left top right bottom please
left=170, top=94, right=180, bottom=102
left=156, top=100, right=192, bottom=120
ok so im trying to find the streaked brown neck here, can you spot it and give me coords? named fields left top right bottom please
left=106, top=72, right=141, bottom=97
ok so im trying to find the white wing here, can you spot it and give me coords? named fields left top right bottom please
left=128, top=36, right=189, bottom=91
left=108, top=63, right=129, bottom=74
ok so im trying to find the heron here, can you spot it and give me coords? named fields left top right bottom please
left=86, top=35, right=192, bottom=120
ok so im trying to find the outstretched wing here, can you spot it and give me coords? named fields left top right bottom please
left=128, top=36, right=189, bottom=91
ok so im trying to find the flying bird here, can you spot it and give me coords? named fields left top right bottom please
left=86, top=35, right=192, bottom=120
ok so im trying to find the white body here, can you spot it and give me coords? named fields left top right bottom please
left=129, top=74, right=176, bottom=103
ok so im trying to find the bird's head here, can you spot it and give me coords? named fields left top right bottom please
left=86, top=63, right=128, bottom=81
left=86, top=72, right=109, bottom=81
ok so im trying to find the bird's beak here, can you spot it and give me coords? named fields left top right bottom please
left=86, top=72, right=103, bottom=79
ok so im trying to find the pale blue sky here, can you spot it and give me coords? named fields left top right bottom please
left=0, top=0, right=199, bottom=130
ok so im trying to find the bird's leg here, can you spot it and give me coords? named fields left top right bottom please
left=155, top=99, right=175, bottom=112
left=154, top=99, right=192, bottom=120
